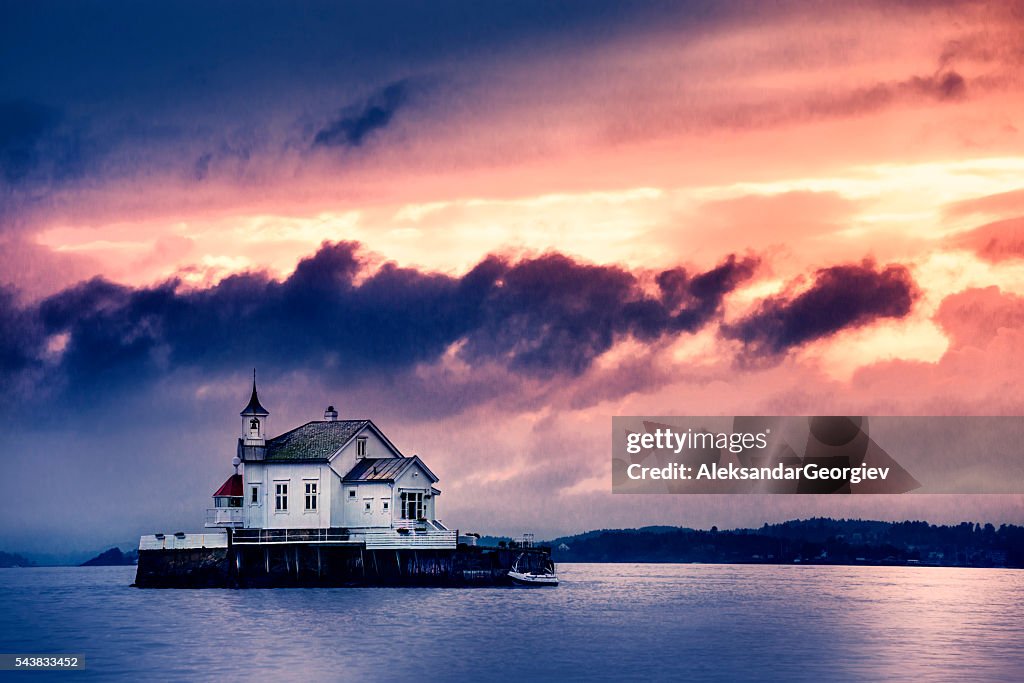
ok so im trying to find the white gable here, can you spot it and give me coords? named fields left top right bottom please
left=329, top=422, right=402, bottom=479
left=395, top=458, right=438, bottom=490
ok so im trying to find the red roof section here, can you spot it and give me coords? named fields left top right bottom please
left=213, top=473, right=243, bottom=498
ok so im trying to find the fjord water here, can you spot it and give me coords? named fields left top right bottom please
left=1, top=564, right=1022, bottom=681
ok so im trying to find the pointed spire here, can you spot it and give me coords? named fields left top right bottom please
left=240, top=368, right=269, bottom=416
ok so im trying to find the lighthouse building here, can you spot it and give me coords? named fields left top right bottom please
left=206, top=379, right=446, bottom=544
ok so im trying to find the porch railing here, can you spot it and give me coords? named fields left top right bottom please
left=205, top=507, right=245, bottom=528
left=231, top=528, right=355, bottom=545
left=229, top=526, right=457, bottom=549
left=139, top=532, right=228, bottom=550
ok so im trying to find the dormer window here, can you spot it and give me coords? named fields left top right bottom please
left=356, top=437, right=367, bottom=458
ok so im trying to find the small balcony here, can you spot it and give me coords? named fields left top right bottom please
left=205, top=507, right=245, bottom=528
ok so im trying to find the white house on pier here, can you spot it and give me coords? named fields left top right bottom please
left=202, top=378, right=455, bottom=550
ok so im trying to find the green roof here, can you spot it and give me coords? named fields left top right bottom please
left=264, top=420, right=369, bottom=461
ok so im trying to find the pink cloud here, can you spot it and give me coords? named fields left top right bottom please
left=950, top=217, right=1024, bottom=263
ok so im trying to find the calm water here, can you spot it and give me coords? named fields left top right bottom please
left=1, top=563, right=1022, bottom=681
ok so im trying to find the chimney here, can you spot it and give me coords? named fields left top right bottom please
left=324, top=405, right=338, bottom=421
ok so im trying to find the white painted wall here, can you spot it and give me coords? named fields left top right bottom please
left=335, top=481, right=392, bottom=528
left=242, top=462, right=331, bottom=529
left=329, top=470, right=345, bottom=529
left=244, top=462, right=265, bottom=529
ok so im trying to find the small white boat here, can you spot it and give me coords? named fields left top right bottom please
left=507, top=554, right=559, bottom=587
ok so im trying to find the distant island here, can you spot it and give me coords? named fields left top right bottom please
left=542, top=518, right=1024, bottom=568
left=80, top=548, right=138, bottom=567
left=0, top=551, right=34, bottom=568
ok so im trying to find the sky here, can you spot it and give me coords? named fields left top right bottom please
left=2, top=0, right=1024, bottom=555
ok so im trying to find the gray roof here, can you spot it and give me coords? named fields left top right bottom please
left=343, top=456, right=439, bottom=483
left=264, top=420, right=368, bottom=461
left=343, top=457, right=412, bottom=481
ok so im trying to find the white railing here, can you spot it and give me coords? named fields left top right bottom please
left=363, top=528, right=457, bottom=550
left=205, top=507, right=245, bottom=528
left=228, top=526, right=457, bottom=549
left=231, top=528, right=357, bottom=545
left=139, top=532, right=228, bottom=551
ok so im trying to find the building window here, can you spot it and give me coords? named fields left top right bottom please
left=305, top=482, right=318, bottom=511
left=382, top=500, right=389, bottom=512
left=356, top=437, right=367, bottom=458
left=275, top=483, right=288, bottom=511
left=364, top=499, right=372, bottom=514
left=250, top=486, right=259, bottom=505
left=349, top=489, right=356, bottom=498
left=400, top=491, right=424, bottom=520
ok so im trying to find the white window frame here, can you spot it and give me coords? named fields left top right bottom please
left=274, top=481, right=288, bottom=512
left=363, top=498, right=373, bottom=515
left=249, top=484, right=261, bottom=506
left=304, top=481, right=318, bottom=512
left=382, top=499, right=389, bottom=513
left=400, top=491, right=425, bottom=520
left=355, top=437, right=367, bottom=458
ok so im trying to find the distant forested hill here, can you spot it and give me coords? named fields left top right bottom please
left=547, top=518, right=1024, bottom=568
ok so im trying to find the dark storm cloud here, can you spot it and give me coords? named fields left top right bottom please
left=0, top=286, right=45, bottom=380
left=0, top=100, right=92, bottom=186
left=0, top=100, right=61, bottom=184
left=722, top=261, right=918, bottom=357
left=2, top=2, right=983, bottom=204
left=704, top=65, right=970, bottom=132
left=811, top=69, right=967, bottom=116
left=460, top=253, right=758, bottom=374
left=0, top=2, right=736, bottom=178
left=313, top=81, right=410, bottom=149
left=2, top=242, right=758, bottom=402
left=918, top=71, right=967, bottom=100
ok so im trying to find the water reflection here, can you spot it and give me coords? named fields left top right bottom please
left=1, top=564, right=1021, bottom=681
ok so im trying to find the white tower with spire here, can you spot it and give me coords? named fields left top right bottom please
left=240, top=369, right=269, bottom=446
